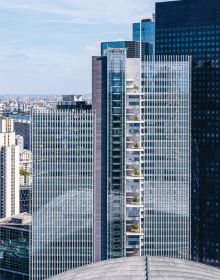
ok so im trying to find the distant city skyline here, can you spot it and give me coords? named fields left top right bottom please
left=0, top=0, right=168, bottom=96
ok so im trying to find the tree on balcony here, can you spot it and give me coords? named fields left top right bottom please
left=20, top=168, right=30, bottom=177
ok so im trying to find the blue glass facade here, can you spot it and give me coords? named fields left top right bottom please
left=107, top=48, right=127, bottom=258
left=101, top=42, right=126, bottom=56
left=101, top=41, right=150, bottom=59
left=133, top=19, right=155, bottom=54
left=156, top=0, right=220, bottom=267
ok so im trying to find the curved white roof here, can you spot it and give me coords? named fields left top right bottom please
left=47, top=256, right=220, bottom=280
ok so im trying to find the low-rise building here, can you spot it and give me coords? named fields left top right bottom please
left=0, top=213, right=31, bottom=280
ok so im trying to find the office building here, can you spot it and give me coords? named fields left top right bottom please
left=133, top=18, right=155, bottom=54
left=0, top=212, right=31, bottom=280
left=92, top=56, right=108, bottom=261
left=0, top=115, right=20, bottom=218
left=142, top=56, right=191, bottom=259
left=93, top=50, right=191, bottom=260
left=101, top=41, right=151, bottom=60
left=20, top=186, right=31, bottom=213
left=14, top=120, right=30, bottom=149
left=155, top=0, right=220, bottom=267
left=31, top=95, right=95, bottom=279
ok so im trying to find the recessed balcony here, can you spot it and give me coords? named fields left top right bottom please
left=132, top=169, right=141, bottom=176
left=126, top=108, right=139, bottom=115
left=126, top=115, right=140, bottom=122
left=126, top=223, right=140, bottom=233
left=127, top=131, right=140, bottom=138
left=126, top=186, right=139, bottom=193
left=126, top=250, right=140, bottom=257
left=126, top=196, right=140, bottom=205
left=126, top=169, right=141, bottom=177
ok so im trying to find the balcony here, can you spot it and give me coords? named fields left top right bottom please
left=126, top=195, right=140, bottom=205
left=126, top=135, right=139, bottom=143
left=132, top=169, right=140, bottom=176
left=126, top=169, right=141, bottom=177
left=126, top=115, right=140, bottom=122
left=126, top=108, right=139, bottom=115
left=126, top=185, right=139, bottom=193
left=127, top=131, right=140, bottom=138
left=126, top=249, right=140, bottom=257
left=126, top=223, right=140, bottom=233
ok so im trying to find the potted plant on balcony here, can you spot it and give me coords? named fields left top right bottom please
left=133, top=115, right=139, bottom=121
left=133, top=143, right=140, bottom=149
left=133, top=84, right=139, bottom=92
left=131, top=224, right=139, bottom=232
left=132, top=196, right=140, bottom=204
left=133, top=169, right=140, bottom=176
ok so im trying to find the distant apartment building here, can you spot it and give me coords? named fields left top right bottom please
left=31, top=95, right=95, bottom=279
left=15, top=132, right=32, bottom=213
left=20, top=186, right=31, bottom=214
left=19, top=148, right=32, bottom=214
left=19, top=149, right=32, bottom=187
left=14, top=120, right=30, bottom=150
left=0, top=115, right=20, bottom=218
left=15, top=135, right=24, bottom=151
left=0, top=212, right=31, bottom=280
left=93, top=49, right=191, bottom=260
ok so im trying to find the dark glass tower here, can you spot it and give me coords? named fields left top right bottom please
left=92, top=56, right=108, bottom=261
left=156, top=0, right=220, bottom=267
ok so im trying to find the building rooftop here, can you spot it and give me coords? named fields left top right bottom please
left=0, top=212, right=32, bottom=227
left=57, top=95, right=92, bottom=110
left=47, top=256, right=220, bottom=280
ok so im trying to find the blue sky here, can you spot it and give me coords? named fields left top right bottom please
left=0, top=0, right=161, bottom=96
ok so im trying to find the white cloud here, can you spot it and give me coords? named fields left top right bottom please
left=0, top=0, right=155, bottom=24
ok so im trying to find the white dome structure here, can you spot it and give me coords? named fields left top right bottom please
left=47, top=256, right=220, bottom=280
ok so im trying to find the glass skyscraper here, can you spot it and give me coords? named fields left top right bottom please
left=94, top=48, right=191, bottom=259
left=133, top=18, right=155, bottom=55
left=155, top=0, right=220, bottom=267
left=142, top=56, right=191, bottom=259
left=101, top=41, right=151, bottom=59
left=92, top=56, right=108, bottom=261
left=31, top=96, right=95, bottom=279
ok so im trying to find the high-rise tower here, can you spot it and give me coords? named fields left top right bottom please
left=133, top=18, right=155, bottom=55
left=155, top=0, right=220, bottom=267
left=31, top=96, right=95, bottom=279
left=0, top=115, right=20, bottom=218
left=92, top=50, right=191, bottom=260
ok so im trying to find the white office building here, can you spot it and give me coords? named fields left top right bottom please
left=0, top=115, right=20, bottom=218
left=31, top=96, right=95, bottom=280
